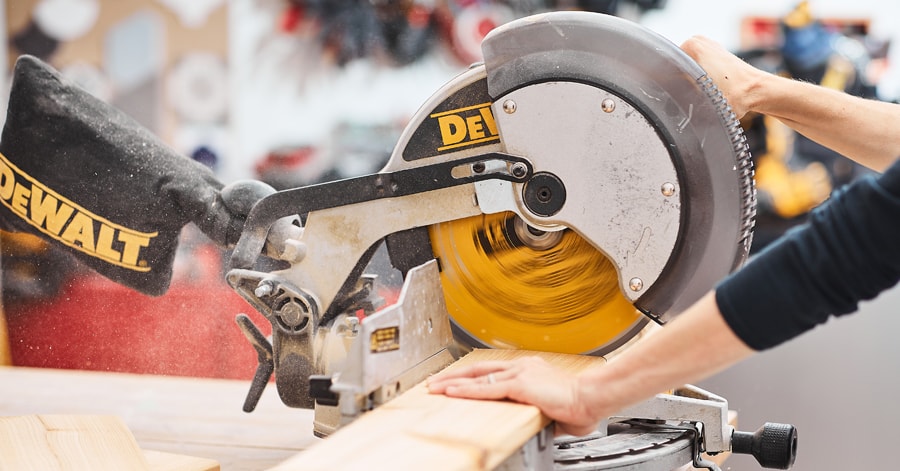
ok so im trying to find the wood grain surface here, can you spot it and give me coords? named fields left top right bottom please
left=271, top=349, right=606, bottom=471
left=0, top=366, right=318, bottom=470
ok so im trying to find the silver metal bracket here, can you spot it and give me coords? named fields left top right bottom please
left=614, top=385, right=733, bottom=454
left=327, top=260, right=456, bottom=426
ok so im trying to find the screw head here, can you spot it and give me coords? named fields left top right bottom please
left=629, top=277, right=644, bottom=292
left=344, top=316, right=360, bottom=334
left=502, top=99, right=517, bottom=114
left=661, top=182, right=676, bottom=197
left=511, top=162, right=528, bottom=178
left=279, top=302, right=306, bottom=327
left=601, top=98, right=616, bottom=113
left=254, top=282, right=274, bottom=298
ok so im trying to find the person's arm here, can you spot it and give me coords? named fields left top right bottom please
left=681, top=35, right=900, bottom=172
left=427, top=293, right=754, bottom=436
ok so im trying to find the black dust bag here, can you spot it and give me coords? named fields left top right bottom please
left=0, top=55, right=247, bottom=295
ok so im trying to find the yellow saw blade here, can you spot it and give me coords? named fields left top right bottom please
left=429, top=211, right=644, bottom=354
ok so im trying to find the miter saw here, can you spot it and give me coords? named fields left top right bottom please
left=0, top=10, right=795, bottom=471
left=222, top=11, right=794, bottom=470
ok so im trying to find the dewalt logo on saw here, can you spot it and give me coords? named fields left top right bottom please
left=431, top=102, right=499, bottom=152
left=0, top=152, right=155, bottom=272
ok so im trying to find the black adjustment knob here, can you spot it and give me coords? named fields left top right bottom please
left=731, top=422, right=798, bottom=469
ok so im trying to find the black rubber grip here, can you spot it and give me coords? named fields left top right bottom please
left=732, top=422, right=798, bottom=469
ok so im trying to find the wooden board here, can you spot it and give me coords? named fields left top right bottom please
left=0, top=415, right=148, bottom=470
left=272, top=349, right=605, bottom=471
left=0, top=415, right=150, bottom=471
left=0, top=415, right=221, bottom=471
left=0, top=367, right=317, bottom=471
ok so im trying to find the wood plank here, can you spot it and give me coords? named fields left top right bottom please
left=271, top=349, right=606, bottom=471
left=0, top=414, right=223, bottom=471
left=0, top=415, right=151, bottom=471
left=0, top=367, right=318, bottom=471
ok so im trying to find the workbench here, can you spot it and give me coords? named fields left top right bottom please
left=0, top=360, right=735, bottom=471
left=0, top=366, right=319, bottom=470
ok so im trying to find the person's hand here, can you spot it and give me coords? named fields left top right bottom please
left=426, top=356, right=601, bottom=436
left=681, top=35, right=767, bottom=119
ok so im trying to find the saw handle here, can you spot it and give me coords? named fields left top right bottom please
left=731, top=422, right=798, bottom=469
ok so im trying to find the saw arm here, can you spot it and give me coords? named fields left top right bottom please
left=226, top=12, right=755, bottom=390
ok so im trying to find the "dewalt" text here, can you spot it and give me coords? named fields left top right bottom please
left=431, top=102, right=499, bottom=152
left=0, top=152, right=156, bottom=271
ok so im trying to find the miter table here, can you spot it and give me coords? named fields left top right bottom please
left=0, top=366, right=318, bottom=470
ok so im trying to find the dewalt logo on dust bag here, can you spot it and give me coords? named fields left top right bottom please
left=0, top=151, right=156, bottom=272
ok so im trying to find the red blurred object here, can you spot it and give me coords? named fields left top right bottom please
left=5, top=245, right=402, bottom=379
left=407, top=5, right=432, bottom=28
left=254, top=146, right=316, bottom=176
left=6, top=269, right=269, bottom=380
left=279, top=3, right=305, bottom=33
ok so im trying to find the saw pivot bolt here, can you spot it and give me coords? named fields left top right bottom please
left=601, top=98, right=616, bottom=113
left=523, top=172, right=566, bottom=217
left=629, top=277, right=644, bottom=292
left=275, top=297, right=312, bottom=333
left=472, top=161, right=486, bottom=173
left=661, top=182, right=676, bottom=197
left=502, top=99, right=517, bottom=114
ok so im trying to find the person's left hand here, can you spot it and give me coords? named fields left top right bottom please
left=426, top=356, right=601, bottom=436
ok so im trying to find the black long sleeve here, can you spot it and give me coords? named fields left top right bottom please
left=715, top=158, right=900, bottom=351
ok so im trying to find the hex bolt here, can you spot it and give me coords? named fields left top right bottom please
left=279, top=302, right=306, bottom=327
left=254, top=282, right=274, bottom=298
left=661, top=182, right=676, bottom=197
left=472, top=162, right=486, bottom=173
left=629, top=277, right=644, bottom=292
left=511, top=162, right=528, bottom=178
left=502, top=99, right=517, bottom=114
left=601, top=98, right=616, bottom=113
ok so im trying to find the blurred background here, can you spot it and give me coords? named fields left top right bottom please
left=0, top=1, right=898, bottom=469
